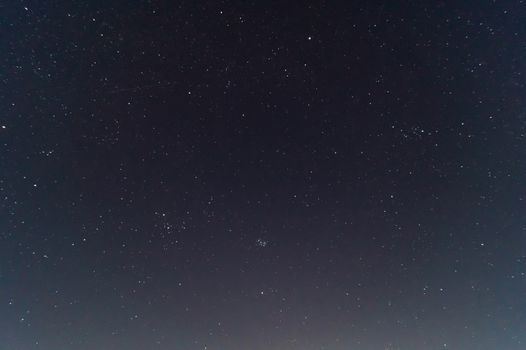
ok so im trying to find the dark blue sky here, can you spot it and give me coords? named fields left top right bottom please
left=1, top=1, right=526, bottom=349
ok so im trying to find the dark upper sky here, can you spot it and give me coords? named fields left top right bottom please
left=2, top=1, right=526, bottom=349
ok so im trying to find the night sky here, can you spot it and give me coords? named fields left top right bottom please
left=2, top=1, right=526, bottom=349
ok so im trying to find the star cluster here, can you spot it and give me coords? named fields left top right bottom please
left=2, top=1, right=526, bottom=349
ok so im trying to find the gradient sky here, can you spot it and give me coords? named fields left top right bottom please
left=2, top=1, right=526, bottom=349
